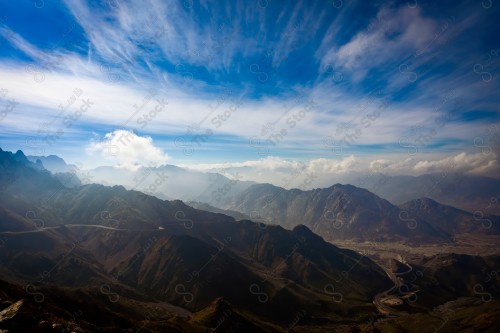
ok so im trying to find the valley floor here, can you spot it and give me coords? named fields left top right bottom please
left=332, top=234, right=500, bottom=261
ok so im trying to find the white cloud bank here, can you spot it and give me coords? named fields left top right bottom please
left=182, top=151, right=498, bottom=189
left=86, top=130, right=169, bottom=170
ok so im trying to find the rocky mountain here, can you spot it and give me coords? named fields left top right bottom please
left=352, top=173, right=500, bottom=215
left=0, top=148, right=393, bottom=331
left=53, top=171, right=82, bottom=188
left=404, top=253, right=500, bottom=307
left=188, top=297, right=266, bottom=332
left=0, top=275, right=200, bottom=332
left=399, top=197, right=500, bottom=236
left=2, top=148, right=499, bottom=331
left=216, top=183, right=499, bottom=244
left=25, top=153, right=500, bottom=220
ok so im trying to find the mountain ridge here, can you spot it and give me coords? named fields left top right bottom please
left=216, top=182, right=498, bottom=244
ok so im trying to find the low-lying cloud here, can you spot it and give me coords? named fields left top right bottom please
left=86, top=129, right=169, bottom=170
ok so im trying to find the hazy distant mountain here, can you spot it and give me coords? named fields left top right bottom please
left=186, top=201, right=257, bottom=221
left=216, top=183, right=498, bottom=244
left=27, top=154, right=76, bottom=173
left=24, top=153, right=500, bottom=220
left=399, top=197, right=500, bottom=235
left=86, top=164, right=255, bottom=203
left=352, top=173, right=500, bottom=215
left=24, top=152, right=257, bottom=202
left=53, top=171, right=82, bottom=188
left=1, top=149, right=64, bottom=205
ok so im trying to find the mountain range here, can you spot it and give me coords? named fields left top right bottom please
left=24, top=152, right=500, bottom=245
left=2, top=148, right=499, bottom=331
left=215, top=183, right=500, bottom=244
left=27, top=154, right=255, bottom=204
left=1, top=148, right=392, bottom=331
left=350, top=173, right=500, bottom=215
left=28, top=153, right=500, bottom=216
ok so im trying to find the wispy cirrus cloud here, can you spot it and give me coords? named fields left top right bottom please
left=0, top=0, right=498, bottom=181
left=320, top=6, right=436, bottom=79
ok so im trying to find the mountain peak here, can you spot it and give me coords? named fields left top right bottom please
left=26, top=154, right=73, bottom=173
left=211, top=296, right=228, bottom=308
left=252, top=183, right=283, bottom=190
left=112, top=185, right=127, bottom=192
left=400, top=197, right=443, bottom=210
left=292, top=224, right=314, bottom=237
left=417, top=197, right=440, bottom=206
left=13, top=150, right=29, bottom=163
left=34, top=159, right=45, bottom=170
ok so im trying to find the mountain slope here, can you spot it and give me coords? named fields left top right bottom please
left=217, top=183, right=463, bottom=243
left=0, top=148, right=392, bottom=329
left=187, top=201, right=257, bottom=221
left=399, top=197, right=500, bottom=236
left=353, top=173, right=500, bottom=215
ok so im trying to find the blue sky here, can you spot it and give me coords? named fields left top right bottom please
left=0, top=0, right=499, bottom=179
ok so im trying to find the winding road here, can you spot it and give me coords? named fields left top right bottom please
left=0, top=224, right=163, bottom=234
left=373, top=260, right=413, bottom=316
